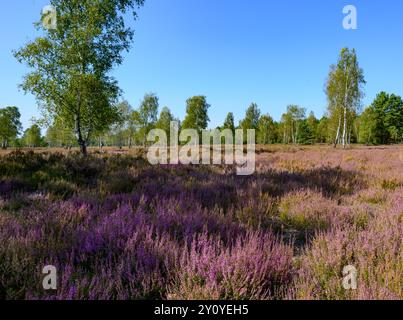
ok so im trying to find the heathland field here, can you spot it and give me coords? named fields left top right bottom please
left=0, top=145, right=402, bottom=300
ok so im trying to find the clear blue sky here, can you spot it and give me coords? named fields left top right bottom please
left=1, top=0, right=403, bottom=131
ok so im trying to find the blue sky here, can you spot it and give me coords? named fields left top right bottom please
left=1, top=0, right=403, bottom=130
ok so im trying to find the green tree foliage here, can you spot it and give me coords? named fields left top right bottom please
left=45, top=117, right=76, bottom=147
left=182, top=96, right=210, bottom=132
left=297, top=120, right=315, bottom=145
left=14, top=0, right=145, bottom=154
left=222, top=112, right=235, bottom=133
left=353, top=115, right=361, bottom=144
left=358, top=106, right=379, bottom=145
left=156, top=107, right=177, bottom=141
left=103, top=100, right=134, bottom=148
left=316, top=116, right=329, bottom=143
left=240, top=103, right=261, bottom=130
left=0, top=106, right=22, bottom=149
left=306, top=112, right=319, bottom=142
left=296, top=112, right=319, bottom=145
left=126, top=104, right=141, bottom=148
left=382, top=94, right=403, bottom=143
left=138, top=93, right=159, bottom=145
left=129, top=110, right=142, bottom=146
left=280, top=113, right=292, bottom=144
left=257, top=114, right=277, bottom=144
left=239, top=103, right=261, bottom=143
left=359, top=92, right=403, bottom=144
left=326, top=48, right=365, bottom=148
left=280, top=105, right=306, bottom=144
left=23, top=124, right=43, bottom=147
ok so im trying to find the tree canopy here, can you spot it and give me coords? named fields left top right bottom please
left=23, top=124, right=43, bottom=148
left=359, top=92, right=403, bottom=144
left=14, top=0, right=145, bottom=154
left=182, top=96, right=210, bottom=132
left=222, top=112, right=235, bottom=133
left=240, top=103, right=261, bottom=131
left=0, top=106, right=22, bottom=149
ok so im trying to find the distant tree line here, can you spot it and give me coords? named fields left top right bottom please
left=1, top=88, right=401, bottom=149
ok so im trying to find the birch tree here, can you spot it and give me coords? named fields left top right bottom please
left=326, top=48, right=365, bottom=148
left=14, top=0, right=145, bottom=155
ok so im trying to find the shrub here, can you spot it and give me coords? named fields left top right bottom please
left=167, top=232, right=294, bottom=300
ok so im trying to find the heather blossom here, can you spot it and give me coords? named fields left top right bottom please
left=0, top=146, right=401, bottom=300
